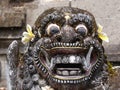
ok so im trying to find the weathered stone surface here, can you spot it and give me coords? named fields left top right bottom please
left=9, top=0, right=34, bottom=3
left=0, top=55, right=7, bottom=88
left=0, top=7, right=26, bottom=55
left=0, top=8, right=26, bottom=27
left=0, top=0, right=120, bottom=89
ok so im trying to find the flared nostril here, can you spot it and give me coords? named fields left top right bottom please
left=71, top=36, right=83, bottom=43
left=75, top=37, right=81, bottom=42
left=56, top=35, right=62, bottom=42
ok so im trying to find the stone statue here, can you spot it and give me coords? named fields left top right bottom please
left=7, top=7, right=110, bottom=90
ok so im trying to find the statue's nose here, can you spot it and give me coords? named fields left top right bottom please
left=54, top=25, right=83, bottom=43
left=59, top=25, right=81, bottom=43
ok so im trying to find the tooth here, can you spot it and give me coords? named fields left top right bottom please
left=81, top=44, right=83, bottom=47
left=37, top=63, right=41, bottom=68
left=38, top=64, right=42, bottom=69
left=42, top=67, right=45, bottom=71
left=56, top=43, right=58, bottom=46
left=76, top=80, right=79, bottom=83
left=96, top=63, right=99, bottom=67
left=78, top=70, right=81, bottom=75
left=67, top=80, right=70, bottom=83
left=70, top=71, right=77, bottom=75
left=58, top=42, right=60, bottom=46
left=61, top=80, right=63, bottom=83
left=64, top=80, right=67, bottom=83
left=69, top=55, right=76, bottom=63
left=56, top=57, right=61, bottom=63
left=63, top=43, right=66, bottom=46
left=76, top=56, right=81, bottom=63
left=89, top=74, right=92, bottom=77
left=74, top=80, right=76, bottom=84
left=70, top=80, right=73, bottom=84
left=59, top=43, right=62, bottom=46
left=70, top=43, right=72, bottom=47
left=72, top=43, right=75, bottom=46
left=55, top=79, right=57, bottom=82
left=94, top=66, right=97, bottom=69
left=62, top=71, right=69, bottom=76
left=86, top=46, right=93, bottom=68
left=78, top=80, right=81, bottom=83
left=55, top=43, right=58, bottom=47
left=50, top=58, right=55, bottom=69
left=81, top=57, right=88, bottom=69
left=57, top=70, right=62, bottom=75
left=35, top=60, right=40, bottom=64
left=53, top=78, right=55, bottom=82
left=43, top=69, right=47, bottom=73
left=58, top=79, right=60, bottom=83
left=75, top=43, right=78, bottom=47
left=66, top=43, right=69, bottom=47
left=41, top=48, right=50, bottom=66
left=62, top=56, right=68, bottom=63
left=53, top=43, right=55, bottom=47
left=54, top=43, right=56, bottom=46
left=62, top=43, right=64, bottom=46
left=51, top=43, right=53, bottom=48
left=85, top=77, right=87, bottom=80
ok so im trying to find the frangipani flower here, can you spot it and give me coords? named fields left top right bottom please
left=41, top=86, right=54, bottom=90
left=97, top=24, right=109, bottom=42
left=22, top=24, right=35, bottom=44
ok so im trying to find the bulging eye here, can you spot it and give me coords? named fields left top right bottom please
left=46, top=24, right=60, bottom=36
left=75, top=24, right=88, bottom=36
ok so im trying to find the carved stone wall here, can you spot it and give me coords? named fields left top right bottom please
left=0, top=3, right=26, bottom=87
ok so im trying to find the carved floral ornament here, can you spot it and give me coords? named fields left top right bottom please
left=7, top=7, right=115, bottom=90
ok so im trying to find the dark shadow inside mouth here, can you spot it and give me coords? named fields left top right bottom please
left=53, top=64, right=86, bottom=76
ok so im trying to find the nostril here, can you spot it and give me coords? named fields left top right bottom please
left=75, top=37, right=80, bottom=42
left=72, top=36, right=83, bottom=43
left=56, top=35, right=62, bottom=42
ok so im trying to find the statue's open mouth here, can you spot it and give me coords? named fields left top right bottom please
left=37, top=41, right=99, bottom=83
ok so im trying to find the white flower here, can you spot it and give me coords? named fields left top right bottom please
left=41, top=86, right=54, bottom=90
left=21, top=24, right=35, bottom=44
left=97, top=23, right=109, bottom=42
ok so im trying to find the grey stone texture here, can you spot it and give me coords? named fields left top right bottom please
left=0, top=8, right=25, bottom=27
left=0, top=0, right=120, bottom=88
left=0, top=7, right=26, bottom=54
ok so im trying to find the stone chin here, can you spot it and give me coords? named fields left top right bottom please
left=33, top=7, right=106, bottom=90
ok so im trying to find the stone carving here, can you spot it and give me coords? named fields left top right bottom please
left=7, top=7, right=110, bottom=90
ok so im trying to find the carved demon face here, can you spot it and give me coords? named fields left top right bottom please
left=33, top=7, right=105, bottom=90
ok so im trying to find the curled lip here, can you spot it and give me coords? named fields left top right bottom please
left=42, top=42, right=87, bottom=57
left=46, top=47, right=88, bottom=57
left=44, top=42, right=84, bottom=49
